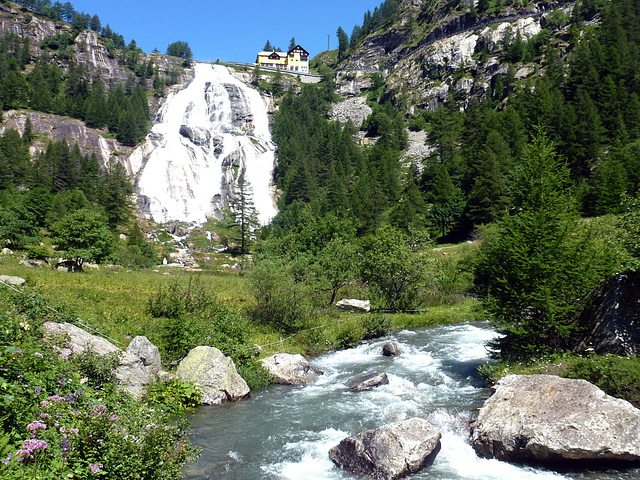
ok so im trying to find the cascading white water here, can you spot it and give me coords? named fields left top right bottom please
left=129, top=62, right=277, bottom=225
left=184, top=323, right=638, bottom=480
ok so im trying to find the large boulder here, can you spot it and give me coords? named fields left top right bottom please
left=572, top=272, right=640, bottom=355
left=42, top=322, right=158, bottom=398
left=260, top=353, right=322, bottom=385
left=336, top=298, right=371, bottom=313
left=126, top=336, right=162, bottom=374
left=176, top=346, right=250, bottom=404
left=43, top=321, right=120, bottom=356
left=329, top=418, right=441, bottom=480
left=471, top=374, right=640, bottom=465
left=347, top=372, right=389, bottom=391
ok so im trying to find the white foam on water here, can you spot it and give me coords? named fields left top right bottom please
left=262, top=428, right=348, bottom=480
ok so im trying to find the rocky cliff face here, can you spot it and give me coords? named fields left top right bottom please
left=336, top=0, right=574, bottom=111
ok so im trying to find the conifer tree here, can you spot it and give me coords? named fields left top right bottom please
left=225, top=170, right=259, bottom=255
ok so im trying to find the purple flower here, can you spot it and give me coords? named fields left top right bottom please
left=89, top=463, right=103, bottom=474
left=16, top=439, right=48, bottom=461
left=10, top=350, right=22, bottom=355
left=26, top=420, right=46, bottom=434
left=34, top=352, right=43, bottom=358
left=34, top=387, right=41, bottom=394
left=48, top=395, right=65, bottom=403
left=109, top=414, right=119, bottom=422
left=60, top=436, right=71, bottom=453
left=2, top=455, right=11, bottom=465
left=40, top=400, right=49, bottom=408
left=68, top=428, right=79, bottom=435
left=59, top=353, right=69, bottom=360
left=39, top=413, right=51, bottom=419
left=92, top=405, right=107, bottom=416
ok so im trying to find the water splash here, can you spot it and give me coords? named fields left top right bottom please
left=130, top=62, right=277, bottom=225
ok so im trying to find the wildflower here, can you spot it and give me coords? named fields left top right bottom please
left=26, top=420, right=47, bottom=435
left=2, top=455, right=11, bottom=465
left=68, top=428, right=79, bottom=435
left=40, top=400, right=49, bottom=408
left=19, top=321, right=30, bottom=331
left=10, top=350, right=22, bottom=355
left=16, top=439, right=48, bottom=461
left=89, top=463, right=103, bottom=474
left=34, top=387, right=41, bottom=394
left=48, top=395, right=65, bottom=403
left=60, top=436, right=71, bottom=453
left=38, top=413, right=51, bottom=419
left=34, top=352, right=43, bottom=358
left=92, top=405, right=107, bottom=416
left=109, top=414, right=119, bottom=422
left=59, top=353, right=69, bottom=360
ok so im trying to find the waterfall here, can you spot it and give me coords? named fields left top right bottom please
left=129, top=63, right=277, bottom=225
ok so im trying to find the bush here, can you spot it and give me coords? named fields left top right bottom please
left=236, top=360, right=274, bottom=391
left=143, top=379, right=202, bottom=414
left=361, top=314, right=391, bottom=339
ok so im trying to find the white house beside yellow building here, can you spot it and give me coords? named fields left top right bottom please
left=255, top=45, right=309, bottom=73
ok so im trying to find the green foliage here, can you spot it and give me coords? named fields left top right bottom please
left=50, top=209, right=115, bottom=270
left=236, top=361, right=274, bottom=391
left=0, top=289, right=198, bottom=480
left=71, top=350, right=119, bottom=388
left=361, top=314, right=391, bottom=339
left=143, top=379, right=202, bottom=414
left=248, top=258, right=312, bottom=334
left=360, top=227, right=426, bottom=310
left=475, top=133, right=617, bottom=358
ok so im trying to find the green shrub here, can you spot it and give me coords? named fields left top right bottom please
left=143, top=379, right=202, bottom=414
left=236, top=360, right=274, bottom=391
left=335, top=320, right=365, bottom=349
left=361, top=314, right=391, bottom=339
left=71, top=350, right=119, bottom=388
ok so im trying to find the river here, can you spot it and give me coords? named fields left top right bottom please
left=183, top=322, right=639, bottom=480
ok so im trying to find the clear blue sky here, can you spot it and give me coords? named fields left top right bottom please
left=68, top=0, right=382, bottom=63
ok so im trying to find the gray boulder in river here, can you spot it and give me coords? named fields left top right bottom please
left=329, top=417, right=441, bottom=480
left=347, top=372, right=389, bottom=391
left=471, top=374, right=640, bottom=465
left=176, top=346, right=250, bottom=404
left=260, top=353, right=323, bottom=385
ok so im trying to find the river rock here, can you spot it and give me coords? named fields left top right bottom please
left=176, top=346, right=250, bottom=404
left=329, top=418, right=442, bottom=480
left=0, top=275, right=26, bottom=286
left=347, top=372, right=389, bottom=391
left=336, top=298, right=371, bottom=313
left=471, top=374, right=640, bottom=465
left=260, top=353, right=323, bottom=385
left=382, top=342, right=401, bottom=357
left=126, top=335, right=162, bottom=374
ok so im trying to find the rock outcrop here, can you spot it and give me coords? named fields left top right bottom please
left=175, top=346, right=250, bottom=404
left=260, top=353, right=323, bottom=385
left=347, top=372, right=390, bottom=391
left=572, top=272, right=640, bottom=356
left=329, top=418, right=442, bottom=480
left=336, top=299, right=371, bottom=313
left=42, top=322, right=159, bottom=398
left=471, top=374, right=640, bottom=465
left=330, top=96, right=373, bottom=127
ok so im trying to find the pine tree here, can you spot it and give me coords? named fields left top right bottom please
left=474, top=132, right=615, bottom=358
left=225, top=170, right=259, bottom=254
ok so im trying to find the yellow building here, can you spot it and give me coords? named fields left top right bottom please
left=255, top=45, right=309, bottom=73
